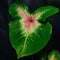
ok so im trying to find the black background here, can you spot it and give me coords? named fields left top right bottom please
left=0, top=0, right=60, bottom=60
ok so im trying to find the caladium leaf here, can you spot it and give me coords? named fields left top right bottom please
left=9, top=1, right=59, bottom=59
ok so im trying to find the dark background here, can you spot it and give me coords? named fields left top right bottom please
left=0, top=0, right=60, bottom=60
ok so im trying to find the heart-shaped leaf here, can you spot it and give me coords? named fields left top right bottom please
left=9, top=1, right=59, bottom=59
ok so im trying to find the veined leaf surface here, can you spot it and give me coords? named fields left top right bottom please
left=9, top=1, right=59, bottom=59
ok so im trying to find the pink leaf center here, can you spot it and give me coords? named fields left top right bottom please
left=23, top=16, right=36, bottom=34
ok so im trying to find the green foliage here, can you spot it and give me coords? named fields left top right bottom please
left=9, top=1, right=59, bottom=59
left=48, top=50, right=60, bottom=60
